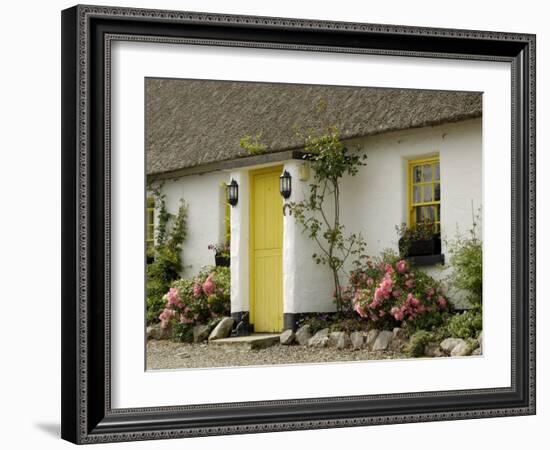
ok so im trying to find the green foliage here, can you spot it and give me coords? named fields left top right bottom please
left=289, top=128, right=367, bottom=311
left=405, top=330, right=435, bottom=357
left=146, top=277, right=172, bottom=324
left=465, top=337, right=480, bottom=355
left=446, top=210, right=483, bottom=305
left=396, top=221, right=439, bottom=242
left=146, top=189, right=188, bottom=324
left=443, top=307, right=482, bottom=340
left=239, top=133, right=267, bottom=155
left=172, top=323, right=194, bottom=343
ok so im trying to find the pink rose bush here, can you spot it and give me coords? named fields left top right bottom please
left=159, top=266, right=230, bottom=330
left=349, top=253, right=449, bottom=331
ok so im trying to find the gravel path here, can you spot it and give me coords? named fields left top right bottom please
left=146, top=339, right=407, bottom=370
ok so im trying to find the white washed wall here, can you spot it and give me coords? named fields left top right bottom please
left=229, top=169, right=249, bottom=313
left=150, top=171, right=230, bottom=279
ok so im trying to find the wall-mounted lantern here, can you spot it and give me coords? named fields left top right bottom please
left=226, top=179, right=239, bottom=206
left=279, top=170, right=292, bottom=200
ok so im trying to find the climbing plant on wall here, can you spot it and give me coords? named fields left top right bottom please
left=146, top=185, right=188, bottom=324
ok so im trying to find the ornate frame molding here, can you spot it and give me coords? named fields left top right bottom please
left=61, top=5, right=536, bottom=444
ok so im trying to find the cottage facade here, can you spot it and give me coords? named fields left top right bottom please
left=146, top=79, right=482, bottom=333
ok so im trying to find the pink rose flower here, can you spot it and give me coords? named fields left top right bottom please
left=405, top=279, right=415, bottom=289
left=159, top=308, right=176, bottom=329
left=437, top=296, right=448, bottom=309
left=380, top=275, right=393, bottom=293
left=202, top=274, right=216, bottom=296
left=390, top=306, right=405, bottom=322
left=396, top=259, right=408, bottom=273
left=166, top=287, right=183, bottom=309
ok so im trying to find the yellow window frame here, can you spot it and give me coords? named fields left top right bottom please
left=146, top=197, right=155, bottom=251
left=408, top=156, right=441, bottom=231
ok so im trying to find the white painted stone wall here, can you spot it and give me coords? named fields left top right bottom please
left=148, top=171, right=230, bottom=279
left=282, top=160, right=335, bottom=314
left=151, top=117, right=482, bottom=314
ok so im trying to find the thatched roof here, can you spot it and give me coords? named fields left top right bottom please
left=146, top=78, right=482, bottom=176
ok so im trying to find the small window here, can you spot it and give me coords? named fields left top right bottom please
left=146, top=197, right=155, bottom=252
left=409, top=156, right=440, bottom=232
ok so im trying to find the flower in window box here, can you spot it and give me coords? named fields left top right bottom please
left=208, top=242, right=230, bottom=267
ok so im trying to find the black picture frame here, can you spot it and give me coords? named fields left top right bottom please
left=61, top=5, right=536, bottom=444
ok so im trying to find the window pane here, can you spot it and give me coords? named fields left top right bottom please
left=423, top=185, right=433, bottom=202
left=422, top=164, right=432, bottom=181
left=413, top=185, right=421, bottom=203
left=413, top=166, right=422, bottom=183
left=434, top=163, right=440, bottom=181
left=426, top=206, right=435, bottom=221
left=434, top=182, right=440, bottom=201
left=415, top=206, right=438, bottom=224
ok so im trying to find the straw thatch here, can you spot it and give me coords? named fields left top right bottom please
left=146, top=78, right=481, bottom=175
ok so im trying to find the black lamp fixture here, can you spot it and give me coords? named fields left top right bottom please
left=226, top=179, right=239, bottom=206
left=279, top=170, right=292, bottom=199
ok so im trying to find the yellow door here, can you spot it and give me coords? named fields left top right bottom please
left=250, top=166, right=284, bottom=332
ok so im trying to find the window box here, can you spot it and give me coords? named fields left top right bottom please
left=398, top=235, right=441, bottom=257
left=405, top=253, right=445, bottom=267
left=215, top=254, right=230, bottom=267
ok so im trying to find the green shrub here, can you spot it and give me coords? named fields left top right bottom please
left=172, top=323, right=194, bottom=343
left=146, top=277, right=171, bottom=324
left=405, top=330, right=435, bottom=357
left=447, top=213, right=482, bottom=305
left=444, top=308, right=482, bottom=339
left=465, top=337, right=480, bottom=355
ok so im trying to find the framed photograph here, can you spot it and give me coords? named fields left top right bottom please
left=61, top=4, right=536, bottom=444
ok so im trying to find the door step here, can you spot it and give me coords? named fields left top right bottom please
left=209, top=333, right=280, bottom=350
